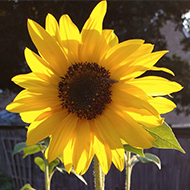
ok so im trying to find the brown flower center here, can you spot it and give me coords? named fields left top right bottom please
left=58, top=62, right=117, bottom=120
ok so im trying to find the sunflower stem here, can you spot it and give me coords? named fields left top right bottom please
left=125, top=151, right=131, bottom=190
left=94, top=156, right=105, bottom=190
left=44, top=157, right=50, bottom=190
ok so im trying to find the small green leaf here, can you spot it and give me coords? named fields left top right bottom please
left=137, top=153, right=161, bottom=169
left=13, top=142, right=27, bottom=156
left=23, top=145, right=43, bottom=158
left=20, top=183, right=36, bottom=190
left=34, top=157, right=45, bottom=172
left=124, top=144, right=144, bottom=157
left=56, top=166, right=87, bottom=185
left=48, top=159, right=60, bottom=174
left=143, top=122, right=185, bottom=153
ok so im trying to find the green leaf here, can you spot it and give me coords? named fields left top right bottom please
left=23, top=145, right=43, bottom=158
left=137, top=153, right=161, bottom=169
left=124, top=144, right=144, bottom=157
left=13, top=142, right=27, bottom=156
left=143, top=122, right=185, bottom=153
left=13, top=142, right=45, bottom=157
left=20, top=183, right=36, bottom=190
left=48, top=159, right=60, bottom=174
left=34, top=157, right=45, bottom=172
left=56, top=166, right=87, bottom=185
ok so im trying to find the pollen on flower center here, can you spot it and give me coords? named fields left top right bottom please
left=58, top=62, right=116, bottom=120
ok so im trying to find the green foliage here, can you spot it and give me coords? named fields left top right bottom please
left=124, top=144, right=144, bottom=157
left=23, top=144, right=44, bottom=158
left=34, top=157, right=60, bottom=175
left=136, top=153, right=161, bottom=170
left=13, top=142, right=45, bottom=158
left=34, top=157, right=45, bottom=172
left=48, top=159, right=60, bottom=174
left=130, top=153, right=161, bottom=170
left=143, top=122, right=185, bottom=153
left=13, top=142, right=27, bottom=156
left=20, top=183, right=36, bottom=190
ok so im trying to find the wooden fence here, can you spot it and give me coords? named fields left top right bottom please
left=0, top=126, right=190, bottom=190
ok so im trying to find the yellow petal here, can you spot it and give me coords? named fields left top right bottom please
left=27, top=19, right=70, bottom=76
left=62, top=138, right=73, bottom=173
left=45, top=13, right=60, bottom=42
left=114, top=82, right=164, bottom=126
left=72, top=120, right=93, bottom=174
left=93, top=114, right=123, bottom=149
left=107, top=43, right=154, bottom=79
left=102, top=29, right=118, bottom=48
left=150, top=66, right=175, bottom=76
left=20, top=110, right=43, bottom=123
left=12, top=73, right=59, bottom=96
left=126, top=43, right=154, bottom=63
left=48, top=114, right=78, bottom=162
left=6, top=91, right=60, bottom=113
left=80, top=144, right=94, bottom=175
left=25, top=48, right=55, bottom=76
left=102, top=40, right=144, bottom=70
left=148, top=97, right=176, bottom=114
left=20, top=108, right=51, bottom=123
left=90, top=30, right=118, bottom=63
left=59, top=14, right=80, bottom=63
left=104, top=105, right=154, bottom=148
left=93, top=134, right=112, bottom=175
left=128, top=76, right=183, bottom=96
left=113, top=82, right=149, bottom=99
left=112, top=88, right=159, bottom=117
left=79, top=0, right=107, bottom=62
left=111, top=148, right=125, bottom=171
left=26, top=110, right=66, bottom=145
left=12, top=73, right=57, bottom=92
left=34, top=109, right=55, bottom=121
left=82, top=0, right=107, bottom=34
left=12, top=73, right=42, bottom=85
left=59, top=14, right=80, bottom=41
left=126, top=107, right=164, bottom=128
left=12, top=90, right=30, bottom=101
left=129, top=50, right=168, bottom=67
left=116, top=51, right=168, bottom=80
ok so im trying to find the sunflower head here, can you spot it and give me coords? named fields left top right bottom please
left=6, top=0, right=182, bottom=175
left=58, top=62, right=113, bottom=120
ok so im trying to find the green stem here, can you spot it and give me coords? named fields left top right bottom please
left=125, top=151, right=131, bottom=190
left=44, top=157, right=50, bottom=190
left=94, top=156, right=105, bottom=190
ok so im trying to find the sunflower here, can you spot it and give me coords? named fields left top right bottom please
left=6, top=0, right=182, bottom=175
